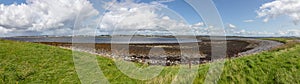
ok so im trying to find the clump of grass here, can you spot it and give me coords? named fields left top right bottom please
left=1, top=38, right=300, bottom=83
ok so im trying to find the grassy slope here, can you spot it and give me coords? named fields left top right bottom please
left=0, top=39, right=300, bottom=83
left=261, top=38, right=291, bottom=43
left=0, top=40, right=79, bottom=83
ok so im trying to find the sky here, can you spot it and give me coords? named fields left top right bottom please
left=0, top=0, right=300, bottom=37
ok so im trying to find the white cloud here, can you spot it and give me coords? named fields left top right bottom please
left=162, top=16, right=170, bottom=20
left=227, top=29, right=275, bottom=36
left=0, top=0, right=194, bottom=36
left=243, top=20, right=254, bottom=23
left=0, top=26, right=14, bottom=34
left=257, top=0, right=300, bottom=24
left=155, top=0, right=175, bottom=3
left=100, top=1, right=160, bottom=31
left=192, top=22, right=204, bottom=27
left=277, top=29, right=300, bottom=36
left=228, top=24, right=236, bottom=29
left=100, top=0, right=193, bottom=35
left=0, top=0, right=99, bottom=36
left=225, top=23, right=237, bottom=35
left=224, top=27, right=300, bottom=37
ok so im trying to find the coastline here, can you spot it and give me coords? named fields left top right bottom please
left=33, top=38, right=283, bottom=66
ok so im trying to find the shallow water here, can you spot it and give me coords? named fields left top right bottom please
left=3, top=37, right=201, bottom=44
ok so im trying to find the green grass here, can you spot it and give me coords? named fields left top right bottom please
left=0, top=40, right=79, bottom=83
left=1, top=39, right=300, bottom=83
left=260, top=37, right=294, bottom=43
left=218, top=45, right=300, bottom=83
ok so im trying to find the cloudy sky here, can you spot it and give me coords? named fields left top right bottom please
left=0, top=0, right=299, bottom=37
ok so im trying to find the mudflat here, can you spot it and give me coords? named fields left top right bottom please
left=36, top=39, right=263, bottom=66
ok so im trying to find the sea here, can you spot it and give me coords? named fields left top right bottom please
left=2, top=36, right=201, bottom=44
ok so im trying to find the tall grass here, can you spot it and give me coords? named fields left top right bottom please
left=0, top=39, right=300, bottom=83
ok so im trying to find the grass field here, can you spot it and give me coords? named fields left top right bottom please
left=1, top=38, right=300, bottom=83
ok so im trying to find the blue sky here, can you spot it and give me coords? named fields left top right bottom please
left=0, top=0, right=299, bottom=36
left=149, top=0, right=299, bottom=34
left=129, top=0, right=299, bottom=36
left=0, top=0, right=26, bottom=5
left=212, top=0, right=298, bottom=32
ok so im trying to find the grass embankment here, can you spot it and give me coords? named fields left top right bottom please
left=1, top=38, right=300, bottom=83
left=261, top=37, right=294, bottom=43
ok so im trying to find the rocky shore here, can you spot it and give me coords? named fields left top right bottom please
left=35, top=38, right=283, bottom=66
left=238, top=39, right=283, bottom=56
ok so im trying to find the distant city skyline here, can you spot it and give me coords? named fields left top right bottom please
left=0, top=0, right=300, bottom=37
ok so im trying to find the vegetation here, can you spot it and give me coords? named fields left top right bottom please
left=0, top=40, right=79, bottom=83
left=0, top=38, right=300, bottom=83
left=261, top=38, right=299, bottom=51
left=260, top=37, right=294, bottom=43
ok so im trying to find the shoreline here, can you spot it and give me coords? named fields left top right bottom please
left=238, top=39, right=283, bottom=56
left=33, top=39, right=283, bottom=66
left=0, top=37, right=284, bottom=66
